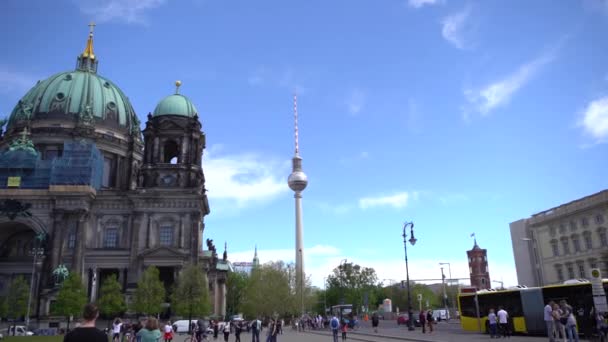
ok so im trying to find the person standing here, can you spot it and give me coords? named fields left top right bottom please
left=63, top=304, right=107, bottom=342
left=371, top=313, right=379, bottom=333
left=545, top=301, right=556, bottom=342
left=330, top=315, right=340, bottom=342
left=488, top=308, right=498, bottom=339
left=552, top=303, right=566, bottom=342
left=419, top=310, right=426, bottom=334
left=251, top=317, right=261, bottom=342
left=426, top=310, right=434, bottom=334
left=560, top=300, right=578, bottom=342
left=136, top=317, right=162, bottom=342
left=234, top=322, right=242, bottom=342
left=340, top=319, right=347, bottom=341
left=213, top=320, right=219, bottom=340
left=270, top=320, right=279, bottom=342
left=497, top=306, right=510, bottom=338
left=112, top=318, right=123, bottom=342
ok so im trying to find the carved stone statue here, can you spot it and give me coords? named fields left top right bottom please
left=79, top=104, right=94, bottom=126
left=206, top=238, right=217, bottom=255
left=52, top=264, right=69, bottom=285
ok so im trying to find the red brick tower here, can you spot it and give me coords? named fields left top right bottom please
left=467, top=237, right=491, bottom=290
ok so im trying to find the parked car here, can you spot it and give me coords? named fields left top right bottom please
left=396, top=314, right=421, bottom=327
left=5, top=326, right=34, bottom=336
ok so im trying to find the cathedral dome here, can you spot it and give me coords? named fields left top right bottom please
left=5, top=29, right=139, bottom=135
left=153, top=81, right=198, bottom=117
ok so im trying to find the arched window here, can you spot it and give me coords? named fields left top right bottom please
left=163, top=140, right=179, bottom=164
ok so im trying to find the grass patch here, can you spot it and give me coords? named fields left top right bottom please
left=3, top=337, right=64, bottom=342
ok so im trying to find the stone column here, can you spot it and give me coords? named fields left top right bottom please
left=214, top=277, right=220, bottom=316
left=180, top=136, right=188, bottom=164
left=71, top=212, right=88, bottom=276
left=220, top=280, right=226, bottom=317
left=50, top=212, right=64, bottom=271
left=153, top=137, right=160, bottom=163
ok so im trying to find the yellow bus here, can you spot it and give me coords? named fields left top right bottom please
left=458, top=279, right=608, bottom=338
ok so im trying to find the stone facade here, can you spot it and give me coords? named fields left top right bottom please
left=510, top=190, right=608, bottom=287
left=0, top=29, right=228, bottom=320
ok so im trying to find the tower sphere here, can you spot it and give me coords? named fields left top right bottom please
left=288, top=171, right=308, bottom=192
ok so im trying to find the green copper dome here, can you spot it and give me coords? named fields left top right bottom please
left=7, top=70, right=138, bottom=131
left=153, top=94, right=198, bottom=117
left=5, top=30, right=140, bottom=135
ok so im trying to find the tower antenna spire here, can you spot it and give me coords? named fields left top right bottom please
left=294, top=92, right=299, bottom=155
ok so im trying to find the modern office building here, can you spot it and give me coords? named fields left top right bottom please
left=510, top=190, right=608, bottom=287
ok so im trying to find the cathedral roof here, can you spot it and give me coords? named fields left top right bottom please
left=153, top=82, right=198, bottom=118
left=5, top=25, right=140, bottom=136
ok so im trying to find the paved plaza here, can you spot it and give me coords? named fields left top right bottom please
left=170, top=321, right=557, bottom=342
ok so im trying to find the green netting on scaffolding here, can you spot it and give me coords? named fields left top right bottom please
left=0, top=139, right=103, bottom=190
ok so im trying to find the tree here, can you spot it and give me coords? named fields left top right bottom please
left=53, top=272, right=87, bottom=331
left=326, top=262, right=378, bottom=314
left=226, top=271, right=249, bottom=318
left=0, top=296, right=7, bottom=319
left=242, top=261, right=295, bottom=318
left=6, top=276, right=29, bottom=335
left=172, top=264, right=211, bottom=333
left=97, top=274, right=126, bottom=323
left=132, top=266, right=165, bottom=316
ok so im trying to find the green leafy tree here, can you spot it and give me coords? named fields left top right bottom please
left=6, top=276, right=29, bottom=335
left=172, top=264, right=211, bottom=332
left=132, top=266, right=165, bottom=316
left=326, top=262, right=378, bottom=314
left=53, top=272, right=87, bottom=331
left=242, top=261, right=295, bottom=318
left=226, top=271, right=249, bottom=317
left=97, top=274, right=126, bottom=323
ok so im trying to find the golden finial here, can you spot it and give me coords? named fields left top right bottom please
left=175, top=80, right=182, bottom=94
left=82, top=21, right=96, bottom=59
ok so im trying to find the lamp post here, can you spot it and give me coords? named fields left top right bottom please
left=402, top=221, right=417, bottom=331
left=26, top=232, right=46, bottom=328
left=439, top=262, right=452, bottom=320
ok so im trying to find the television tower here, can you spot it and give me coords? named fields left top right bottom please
left=288, top=93, right=308, bottom=315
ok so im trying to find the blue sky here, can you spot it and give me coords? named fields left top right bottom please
left=1, top=0, right=608, bottom=288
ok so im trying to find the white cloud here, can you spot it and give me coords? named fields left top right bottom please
left=441, top=6, right=471, bottom=49
left=408, top=0, right=443, bottom=9
left=0, top=68, right=39, bottom=94
left=77, top=0, right=166, bottom=24
left=345, top=89, right=366, bottom=115
left=203, top=145, right=289, bottom=208
left=579, top=96, right=608, bottom=143
left=359, top=192, right=413, bottom=209
left=464, top=52, right=554, bottom=116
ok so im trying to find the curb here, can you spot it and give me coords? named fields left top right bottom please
left=305, top=330, right=448, bottom=342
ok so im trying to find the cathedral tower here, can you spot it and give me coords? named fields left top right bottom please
left=467, top=235, right=491, bottom=290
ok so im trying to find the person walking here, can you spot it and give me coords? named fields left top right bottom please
left=419, top=310, right=426, bottom=334
left=163, top=321, right=173, bottom=342
left=136, top=317, right=161, bottom=342
left=330, top=315, right=340, bottom=342
left=426, top=310, right=434, bottom=334
left=63, top=304, right=107, bottom=342
left=222, top=321, right=231, bottom=342
left=545, top=301, right=556, bottom=342
left=270, top=320, right=279, bottom=342
left=497, top=306, right=510, bottom=338
left=234, top=322, right=242, bottom=342
left=340, top=318, right=348, bottom=341
left=488, top=308, right=498, bottom=339
left=560, top=300, right=578, bottom=342
left=213, top=321, right=219, bottom=340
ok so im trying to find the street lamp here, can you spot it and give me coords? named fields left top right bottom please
left=439, top=262, right=452, bottom=320
left=402, top=221, right=417, bottom=331
left=26, top=232, right=46, bottom=328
